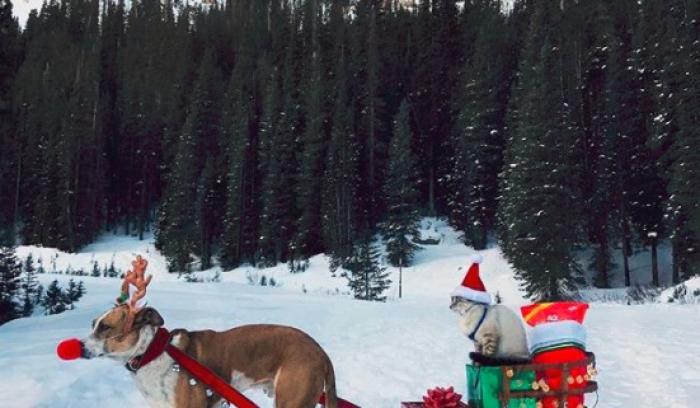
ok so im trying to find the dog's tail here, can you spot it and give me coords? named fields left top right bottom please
left=322, top=354, right=339, bottom=408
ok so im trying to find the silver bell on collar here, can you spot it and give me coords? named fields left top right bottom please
left=189, top=378, right=197, bottom=386
left=172, top=364, right=180, bottom=373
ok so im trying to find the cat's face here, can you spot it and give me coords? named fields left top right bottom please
left=450, top=296, right=479, bottom=316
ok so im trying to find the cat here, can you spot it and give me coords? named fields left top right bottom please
left=450, top=296, right=530, bottom=359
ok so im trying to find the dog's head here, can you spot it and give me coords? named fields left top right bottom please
left=80, top=305, right=164, bottom=361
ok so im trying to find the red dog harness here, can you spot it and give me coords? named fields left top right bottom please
left=127, top=327, right=360, bottom=408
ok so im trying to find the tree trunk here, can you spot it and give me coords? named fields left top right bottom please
left=672, top=239, right=680, bottom=284
left=622, top=237, right=631, bottom=287
left=428, top=144, right=435, bottom=215
left=651, top=236, right=659, bottom=286
left=620, top=195, right=631, bottom=286
left=598, top=242, right=609, bottom=288
left=368, top=6, right=377, bottom=223
left=13, top=138, right=22, bottom=242
left=139, top=153, right=148, bottom=241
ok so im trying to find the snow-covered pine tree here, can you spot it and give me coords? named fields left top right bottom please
left=0, top=0, right=21, bottom=247
left=107, top=261, right=118, bottom=278
left=66, top=279, right=85, bottom=305
left=603, top=0, right=661, bottom=287
left=36, top=257, right=45, bottom=274
left=194, top=158, right=217, bottom=270
left=381, top=99, right=420, bottom=267
left=91, top=260, right=100, bottom=277
left=23, top=254, right=34, bottom=274
left=293, top=0, right=326, bottom=260
left=352, top=0, right=386, bottom=228
left=10, top=0, right=104, bottom=252
left=577, top=0, right=617, bottom=289
left=659, top=0, right=700, bottom=281
left=622, top=0, right=670, bottom=287
left=257, top=9, right=300, bottom=267
left=322, top=44, right=360, bottom=271
left=0, top=246, right=22, bottom=324
left=19, top=254, right=40, bottom=317
left=447, top=0, right=512, bottom=250
left=499, top=0, right=584, bottom=300
left=220, top=45, right=257, bottom=270
left=41, top=280, right=68, bottom=315
left=346, top=238, right=391, bottom=302
left=157, top=50, right=222, bottom=272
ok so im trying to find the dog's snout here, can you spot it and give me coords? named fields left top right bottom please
left=79, top=341, right=87, bottom=358
left=79, top=340, right=92, bottom=359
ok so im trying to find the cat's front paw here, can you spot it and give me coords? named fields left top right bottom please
left=479, top=333, right=499, bottom=356
left=482, top=342, right=497, bottom=356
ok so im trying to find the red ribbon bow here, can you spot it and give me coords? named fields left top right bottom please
left=422, top=386, right=463, bottom=408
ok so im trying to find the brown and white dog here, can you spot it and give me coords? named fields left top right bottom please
left=81, top=305, right=339, bottom=408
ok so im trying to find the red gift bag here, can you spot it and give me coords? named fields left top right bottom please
left=521, top=302, right=590, bottom=408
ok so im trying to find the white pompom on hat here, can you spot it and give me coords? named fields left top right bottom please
left=451, top=253, right=492, bottom=304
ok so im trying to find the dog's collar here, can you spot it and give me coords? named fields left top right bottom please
left=125, top=327, right=171, bottom=372
left=468, top=306, right=488, bottom=341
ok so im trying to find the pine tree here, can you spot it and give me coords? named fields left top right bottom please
left=0, top=246, right=22, bottom=324
left=157, top=50, right=222, bottom=272
left=321, top=41, right=360, bottom=269
left=382, top=99, right=420, bottom=267
left=411, top=0, right=462, bottom=216
left=41, top=280, right=68, bottom=315
left=293, top=0, right=326, bottom=259
left=600, top=0, right=652, bottom=286
left=195, top=158, right=217, bottom=270
left=578, top=0, right=617, bottom=288
left=0, top=0, right=21, bottom=245
left=448, top=1, right=513, bottom=249
left=345, top=237, right=391, bottom=302
left=19, top=254, right=40, bottom=316
left=662, top=0, right=700, bottom=281
left=257, top=3, right=299, bottom=266
left=352, top=0, right=386, bottom=228
left=499, top=0, right=584, bottom=300
left=91, top=260, right=100, bottom=277
left=257, top=65, right=297, bottom=266
left=107, top=260, right=118, bottom=278
left=66, top=278, right=85, bottom=304
left=219, top=50, right=256, bottom=269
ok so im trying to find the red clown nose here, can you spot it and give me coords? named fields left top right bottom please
left=57, top=338, right=83, bottom=361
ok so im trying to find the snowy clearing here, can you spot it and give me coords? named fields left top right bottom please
left=1, top=220, right=698, bottom=408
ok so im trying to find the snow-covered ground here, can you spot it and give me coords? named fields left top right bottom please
left=1, top=219, right=699, bottom=407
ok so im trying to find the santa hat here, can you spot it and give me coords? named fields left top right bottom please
left=451, top=253, right=491, bottom=304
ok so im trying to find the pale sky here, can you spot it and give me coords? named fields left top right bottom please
left=12, top=0, right=516, bottom=29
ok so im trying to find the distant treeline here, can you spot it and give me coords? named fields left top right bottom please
left=1, top=0, right=698, bottom=299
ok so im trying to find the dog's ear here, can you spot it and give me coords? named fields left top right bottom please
left=134, top=307, right=164, bottom=327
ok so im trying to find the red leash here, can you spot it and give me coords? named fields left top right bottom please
left=129, top=328, right=360, bottom=408
left=166, top=344, right=258, bottom=408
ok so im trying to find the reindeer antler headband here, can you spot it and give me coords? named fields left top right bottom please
left=117, top=255, right=152, bottom=332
